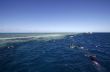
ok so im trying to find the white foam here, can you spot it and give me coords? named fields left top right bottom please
left=69, top=35, right=74, bottom=38
left=80, top=47, right=84, bottom=49
left=0, top=33, right=68, bottom=47
left=0, top=34, right=66, bottom=40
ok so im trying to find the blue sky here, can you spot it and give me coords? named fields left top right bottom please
left=0, top=0, right=110, bottom=32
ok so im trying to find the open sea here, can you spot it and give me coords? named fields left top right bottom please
left=0, top=33, right=110, bottom=72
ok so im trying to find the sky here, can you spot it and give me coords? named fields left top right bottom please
left=0, top=0, right=110, bottom=33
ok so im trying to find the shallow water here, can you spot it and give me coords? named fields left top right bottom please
left=0, top=33, right=110, bottom=72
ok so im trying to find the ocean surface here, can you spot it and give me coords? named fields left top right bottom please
left=0, top=33, right=110, bottom=72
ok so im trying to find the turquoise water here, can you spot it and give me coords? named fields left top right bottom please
left=0, top=33, right=110, bottom=72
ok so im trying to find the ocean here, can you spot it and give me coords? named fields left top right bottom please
left=0, top=33, right=110, bottom=72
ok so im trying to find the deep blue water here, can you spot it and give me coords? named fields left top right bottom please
left=0, top=33, right=110, bottom=72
